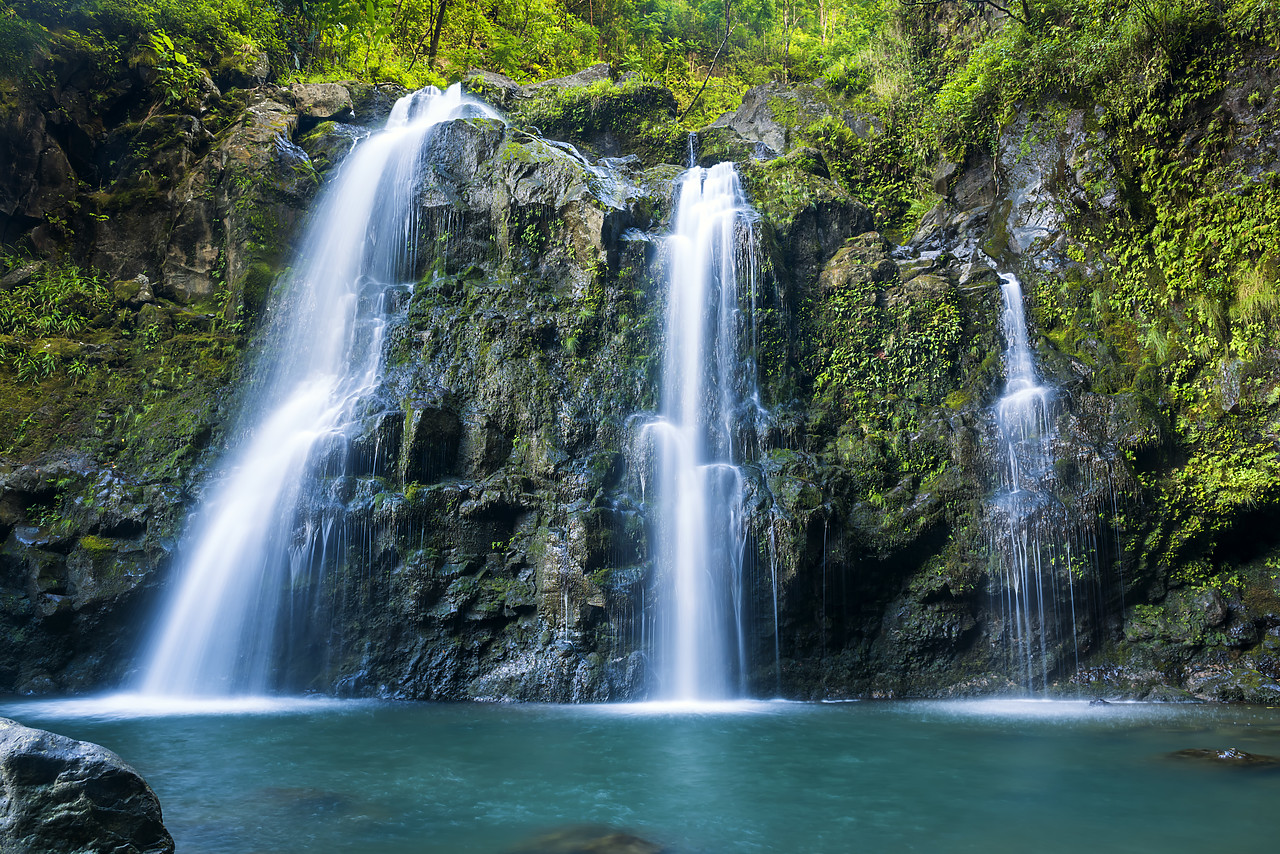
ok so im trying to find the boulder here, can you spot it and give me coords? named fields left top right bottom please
left=347, top=82, right=409, bottom=125
left=711, top=83, right=795, bottom=157
left=0, top=718, right=173, bottom=854
left=520, top=63, right=612, bottom=95
left=290, top=83, right=355, bottom=124
left=297, top=121, right=368, bottom=174
left=463, top=69, right=522, bottom=111
left=710, top=81, right=880, bottom=160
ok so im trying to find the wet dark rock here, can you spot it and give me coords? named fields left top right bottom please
left=0, top=718, right=173, bottom=853
left=1182, top=663, right=1280, bottom=703
left=298, top=121, right=368, bottom=174
left=0, top=459, right=173, bottom=693
left=0, top=261, right=42, bottom=291
left=0, top=107, right=75, bottom=229
left=1169, top=748, right=1280, bottom=768
left=344, top=82, right=410, bottom=125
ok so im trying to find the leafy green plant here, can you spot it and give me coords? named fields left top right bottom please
left=148, top=29, right=202, bottom=105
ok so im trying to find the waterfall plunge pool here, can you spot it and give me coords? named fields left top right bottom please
left=3, top=698, right=1279, bottom=852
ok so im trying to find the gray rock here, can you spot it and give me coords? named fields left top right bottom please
left=161, top=98, right=315, bottom=302
left=463, top=69, right=522, bottom=110
left=710, top=81, right=880, bottom=161
left=710, top=83, right=792, bottom=157
left=932, top=159, right=959, bottom=195
left=0, top=718, right=173, bottom=854
left=347, top=82, right=410, bottom=125
left=290, top=83, right=355, bottom=122
left=0, top=261, right=42, bottom=291
left=521, top=63, right=612, bottom=96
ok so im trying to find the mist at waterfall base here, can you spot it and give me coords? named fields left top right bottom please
left=137, top=86, right=501, bottom=698
left=639, top=161, right=763, bottom=701
left=9, top=697, right=1280, bottom=853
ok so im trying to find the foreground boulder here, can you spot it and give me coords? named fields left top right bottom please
left=0, top=718, right=173, bottom=854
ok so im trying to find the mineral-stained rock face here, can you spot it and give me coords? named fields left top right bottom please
left=0, top=718, right=173, bottom=854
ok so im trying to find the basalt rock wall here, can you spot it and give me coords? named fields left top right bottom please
left=4, top=40, right=1280, bottom=701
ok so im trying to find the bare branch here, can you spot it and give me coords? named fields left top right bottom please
left=679, top=25, right=736, bottom=123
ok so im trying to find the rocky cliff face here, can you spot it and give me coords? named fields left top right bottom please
left=3, top=42, right=1279, bottom=701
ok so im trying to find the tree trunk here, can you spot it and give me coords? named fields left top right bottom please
left=428, top=0, right=449, bottom=65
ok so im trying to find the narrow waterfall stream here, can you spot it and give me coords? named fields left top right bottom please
left=990, top=270, right=1076, bottom=690
left=139, top=86, right=502, bottom=697
left=643, top=162, right=761, bottom=700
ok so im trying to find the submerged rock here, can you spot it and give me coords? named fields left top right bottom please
left=0, top=718, right=173, bottom=853
left=1169, top=748, right=1280, bottom=768
left=502, top=825, right=668, bottom=854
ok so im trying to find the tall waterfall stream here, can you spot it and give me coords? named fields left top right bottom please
left=640, top=161, right=763, bottom=701
left=139, top=86, right=501, bottom=697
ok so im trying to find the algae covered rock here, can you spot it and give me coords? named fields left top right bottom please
left=162, top=96, right=317, bottom=303
left=0, top=717, right=173, bottom=854
left=297, top=120, right=368, bottom=174
left=509, top=77, right=681, bottom=162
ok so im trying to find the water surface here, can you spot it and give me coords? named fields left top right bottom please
left=5, top=698, right=1279, bottom=852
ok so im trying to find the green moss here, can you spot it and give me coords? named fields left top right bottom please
left=740, top=154, right=847, bottom=228
left=692, top=126, right=754, bottom=165
left=514, top=79, right=681, bottom=162
left=78, top=535, right=117, bottom=555
left=237, top=261, right=276, bottom=315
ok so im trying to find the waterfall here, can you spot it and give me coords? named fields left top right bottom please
left=642, top=162, right=760, bottom=700
left=990, top=271, right=1075, bottom=691
left=138, top=85, right=501, bottom=697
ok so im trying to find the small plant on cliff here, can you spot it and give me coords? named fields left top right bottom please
left=148, top=30, right=201, bottom=106
left=0, top=261, right=108, bottom=341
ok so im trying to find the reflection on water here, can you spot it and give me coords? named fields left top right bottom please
left=3, top=699, right=1280, bottom=853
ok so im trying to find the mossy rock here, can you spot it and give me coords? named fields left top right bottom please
left=692, top=125, right=760, bottom=167
left=297, top=121, right=365, bottom=174
left=236, top=261, right=277, bottom=316
left=513, top=80, right=681, bottom=163
left=740, top=153, right=851, bottom=228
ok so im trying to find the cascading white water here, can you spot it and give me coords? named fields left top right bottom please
left=991, top=270, right=1074, bottom=690
left=642, top=162, right=760, bottom=700
left=138, top=85, right=501, bottom=697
